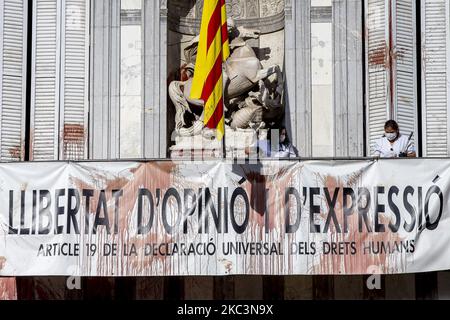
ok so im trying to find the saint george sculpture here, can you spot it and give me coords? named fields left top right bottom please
left=168, top=19, right=284, bottom=145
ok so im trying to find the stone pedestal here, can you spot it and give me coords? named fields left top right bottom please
left=170, top=128, right=264, bottom=159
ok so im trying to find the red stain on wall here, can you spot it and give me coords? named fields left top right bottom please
left=8, top=146, right=22, bottom=160
left=368, top=42, right=389, bottom=68
left=63, top=124, right=85, bottom=160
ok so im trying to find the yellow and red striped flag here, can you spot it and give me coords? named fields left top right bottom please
left=190, top=0, right=230, bottom=140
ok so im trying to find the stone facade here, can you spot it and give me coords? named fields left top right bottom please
left=89, top=0, right=364, bottom=159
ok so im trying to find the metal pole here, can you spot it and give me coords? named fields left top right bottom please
left=222, top=130, right=226, bottom=159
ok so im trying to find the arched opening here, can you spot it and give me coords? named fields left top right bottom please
left=167, top=0, right=286, bottom=159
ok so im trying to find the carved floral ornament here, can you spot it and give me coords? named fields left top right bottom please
left=167, top=0, right=285, bottom=35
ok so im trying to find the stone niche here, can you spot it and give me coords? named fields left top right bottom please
left=167, top=0, right=285, bottom=159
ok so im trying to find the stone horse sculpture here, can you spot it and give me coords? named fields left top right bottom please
left=169, top=19, right=284, bottom=138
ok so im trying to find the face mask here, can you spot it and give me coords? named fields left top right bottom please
left=280, top=135, right=286, bottom=143
left=385, top=132, right=397, bottom=141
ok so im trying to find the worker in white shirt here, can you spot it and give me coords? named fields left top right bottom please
left=246, top=127, right=299, bottom=158
left=271, top=127, right=298, bottom=158
left=373, top=120, right=416, bottom=158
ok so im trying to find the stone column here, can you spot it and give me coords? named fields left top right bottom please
left=284, top=0, right=312, bottom=157
left=333, top=0, right=364, bottom=157
left=90, top=0, right=120, bottom=159
left=143, top=0, right=168, bottom=158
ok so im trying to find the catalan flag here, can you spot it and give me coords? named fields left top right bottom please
left=190, top=0, right=230, bottom=140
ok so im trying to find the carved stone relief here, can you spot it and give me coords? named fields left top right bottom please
left=168, top=0, right=285, bottom=35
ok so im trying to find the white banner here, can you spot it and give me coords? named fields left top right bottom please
left=0, top=159, right=449, bottom=276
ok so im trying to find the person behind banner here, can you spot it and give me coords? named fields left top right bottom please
left=271, top=126, right=298, bottom=158
left=373, top=120, right=416, bottom=158
left=247, top=127, right=298, bottom=158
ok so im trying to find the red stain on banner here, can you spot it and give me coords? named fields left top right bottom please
left=314, top=174, right=406, bottom=275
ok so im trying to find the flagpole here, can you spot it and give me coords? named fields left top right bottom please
left=222, top=89, right=226, bottom=160
left=222, top=134, right=226, bottom=159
